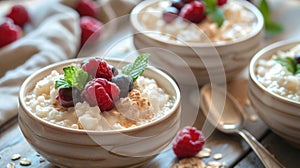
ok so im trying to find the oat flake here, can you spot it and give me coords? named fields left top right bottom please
left=20, top=158, right=31, bottom=166
left=11, top=154, right=21, bottom=161
left=6, top=162, right=15, bottom=168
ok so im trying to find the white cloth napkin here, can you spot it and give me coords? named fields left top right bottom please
left=0, top=0, right=80, bottom=126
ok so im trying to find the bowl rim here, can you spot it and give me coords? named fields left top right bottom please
left=19, top=57, right=181, bottom=135
left=249, top=39, right=300, bottom=106
left=130, top=0, right=264, bottom=48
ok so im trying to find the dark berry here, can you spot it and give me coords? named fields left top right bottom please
left=172, top=126, right=205, bottom=158
left=82, top=78, right=120, bottom=111
left=171, top=0, right=185, bottom=10
left=112, top=75, right=133, bottom=98
left=82, top=57, right=113, bottom=81
left=109, top=65, right=119, bottom=76
left=295, top=55, right=300, bottom=64
left=163, top=7, right=179, bottom=23
left=6, top=4, right=30, bottom=28
left=179, top=1, right=206, bottom=23
left=80, top=16, right=103, bottom=47
left=75, top=0, right=98, bottom=18
left=217, top=0, right=227, bottom=6
left=183, top=0, right=194, bottom=3
left=0, top=19, right=22, bottom=48
left=56, top=88, right=82, bottom=108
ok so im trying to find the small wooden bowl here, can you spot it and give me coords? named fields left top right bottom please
left=18, top=58, right=181, bottom=168
left=249, top=40, right=300, bottom=148
left=130, top=0, right=264, bottom=85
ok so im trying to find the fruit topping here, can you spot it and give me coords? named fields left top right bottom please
left=163, top=7, right=179, bottom=23
left=110, top=65, right=119, bottom=76
left=56, top=87, right=82, bottom=108
left=171, top=0, right=185, bottom=10
left=0, top=19, right=22, bottom=48
left=295, top=55, right=300, bottom=64
left=172, top=126, right=205, bottom=158
left=81, top=57, right=113, bottom=81
left=80, top=16, right=103, bottom=47
left=217, top=0, right=227, bottom=6
left=179, top=1, right=206, bottom=23
left=112, top=75, right=134, bottom=98
left=82, top=78, right=120, bottom=111
left=6, top=4, right=30, bottom=28
left=75, top=0, right=98, bottom=18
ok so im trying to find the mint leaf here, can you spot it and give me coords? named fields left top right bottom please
left=203, top=0, right=225, bottom=27
left=296, top=64, right=300, bottom=75
left=208, top=8, right=225, bottom=28
left=275, top=57, right=297, bottom=74
left=55, top=66, right=89, bottom=90
left=122, top=54, right=150, bottom=82
left=258, top=0, right=270, bottom=23
left=258, top=0, right=283, bottom=35
left=55, top=78, right=70, bottom=89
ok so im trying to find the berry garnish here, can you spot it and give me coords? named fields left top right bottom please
left=179, top=1, right=206, bottom=23
left=295, top=55, right=300, bottom=64
left=163, top=7, right=179, bottom=23
left=0, top=19, right=22, bottom=48
left=110, top=65, right=119, bottom=76
left=82, top=57, right=113, bottom=81
left=75, top=0, right=98, bottom=18
left=82, top=78, right=120, bottom=111
left=172, top=126, right=205, bottom=158
left=6, top=4, right=30, bottom=28
left=171, top=0, right=185, bottom=10
left=80, top=16, right=103, bottom=47
left=56, top=88, right=82, bottom=108
left=112, top=75, right=134, bottom=98
left=217, top=0, right=227, bottom=6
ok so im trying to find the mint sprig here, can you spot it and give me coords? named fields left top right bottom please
left=274, top=57, right=300, bottom=75
left=121, top=54, right=150, bottom=82
left=203, top=0, right=225, bottom=27
left=55, top=66, right=90, bottom=90
left=258, top=0, right=283, bottom=35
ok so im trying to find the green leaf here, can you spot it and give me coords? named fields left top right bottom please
left=55, top=66, right=89, bottom=90
left=258, top=0, right=270, bottom=23
left=208, top=8, right=225, bottom=28
left=55, top=78, right=70, bottom=89
left=122, top=54, right=150, bottom=82
left=275, top=57, right=297, bottom=74
left=265, top=21, right=283, bottom=34
left=296, top=64, right=300, bottom=75
left=203, top=0, right=224, bottom=27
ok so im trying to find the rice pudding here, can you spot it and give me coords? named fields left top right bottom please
left=256, top=45, right=300, bottom=102
left=25, top=57, right=174, bottom=131
left=139, top=0, right=257, bottom=43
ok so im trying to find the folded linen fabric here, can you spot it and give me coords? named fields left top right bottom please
left=0, top=0, right=80, bottom=126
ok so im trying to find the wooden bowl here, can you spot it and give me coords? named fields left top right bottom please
left=18, top=58, right=181, bottom=168
left=249, top=40, right=300, bottom=148
left=130, top=0, right=264, bottom=85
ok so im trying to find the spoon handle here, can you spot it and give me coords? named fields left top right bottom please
left=238, top=129, right=285, bottom=168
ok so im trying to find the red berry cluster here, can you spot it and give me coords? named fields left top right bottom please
left=172, top=126, right=205, bottom=158
left=74, top=0, right=103, bottom=47
left=163, top=0, right=227, bottom=23
left=0, top=4, right=30, bottom=48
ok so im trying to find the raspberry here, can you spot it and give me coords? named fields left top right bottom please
left=56, top=87, right=82, bottom=108
left=0, top=19, right=22, bottom=48
left=172, top=126, right=205, bottom=158
left=75, top=0, right=98, bottom=18
left=6, top=4, right=30, bottom=28
left=82, top=78, right=120, bottom=111
left=80, top=16, right=103, bottom=47
left=179, top=1, right=206, bottom=23
left=217, top=0, right=227, bottom=6
left=112, top=75, right=133, bottom=98
left=82, top=57, right=113, bottom=81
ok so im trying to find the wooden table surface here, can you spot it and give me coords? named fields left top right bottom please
left=1, top=1, right=300, bottom=167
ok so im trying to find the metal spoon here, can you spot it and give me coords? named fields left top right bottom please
left=200, top=84, right=284, bottom=168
